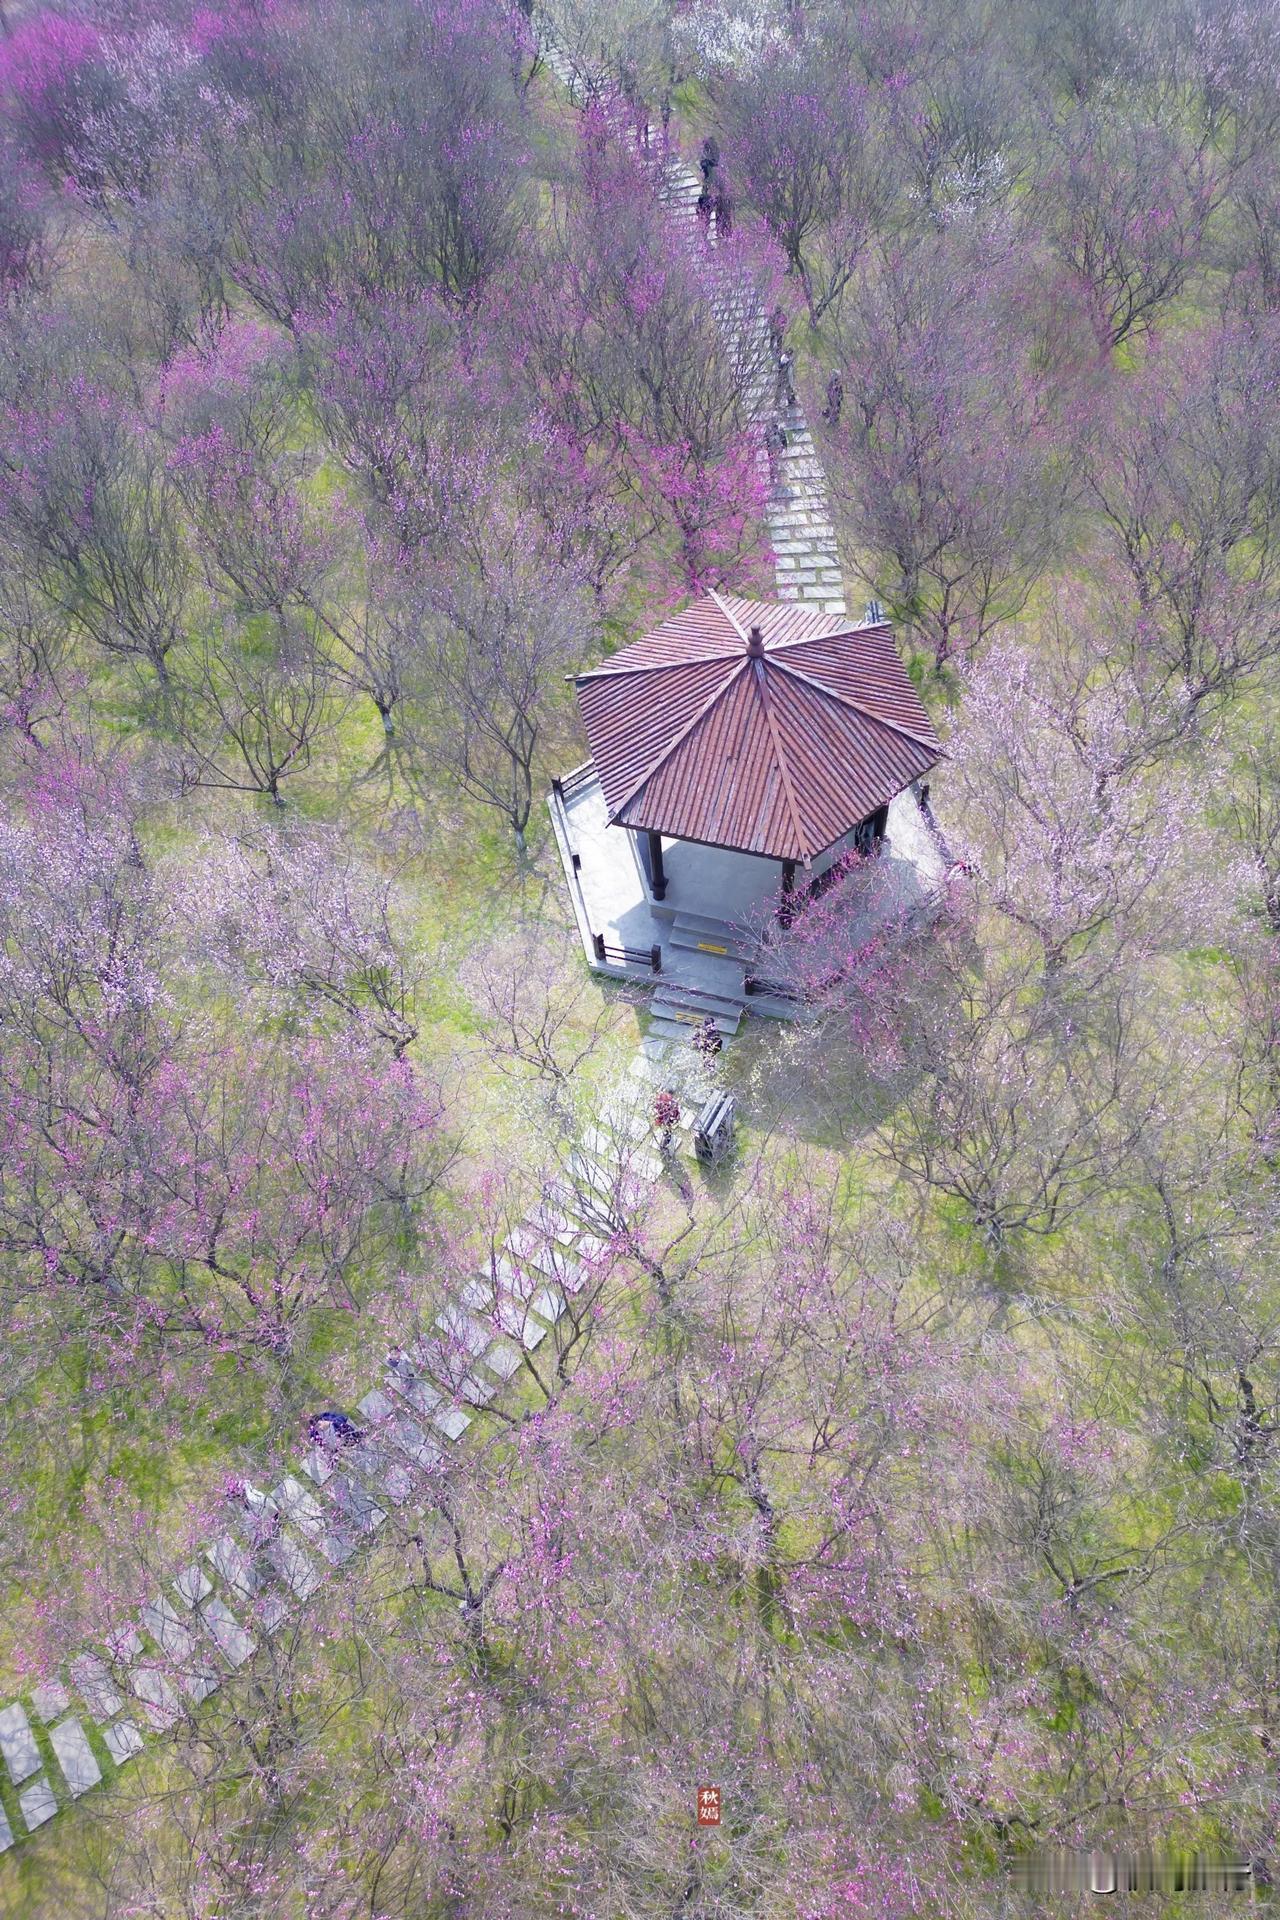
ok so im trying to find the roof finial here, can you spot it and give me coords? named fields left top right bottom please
left=746, top=625, right=765, bottom=658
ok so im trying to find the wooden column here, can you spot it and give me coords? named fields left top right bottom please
left=779, top=858, right=796, bottom=928
left=647, top=830, right=667, bottom=901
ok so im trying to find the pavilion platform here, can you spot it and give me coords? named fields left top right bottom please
left=551, top=589, right=950, bottom=1042
left=548, top=765, right=949, bottom=1035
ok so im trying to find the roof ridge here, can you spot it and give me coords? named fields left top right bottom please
left=761, top=617, right=891, bottom=655
left=748, top=657, right=812, bottom=866
left=608, top=656, right=751, bottom=821
left=768, top=654, right=940, bottom=753
left=576, top=643, right=739, bottom=684
left=577, top=595, right=742, bottom=683
left=707, top=586, right=750, bottom=642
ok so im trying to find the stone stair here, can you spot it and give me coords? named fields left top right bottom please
left=0, top=47, right=863, bottom=1864
left=649, top=981, right=745, bottom=1045
left=667, top=908, right=757, bottom=964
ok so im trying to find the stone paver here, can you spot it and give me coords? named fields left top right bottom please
left=318, top=1533, right=360, bottom=1569
left=30, top=1682, right=69, bottom=1724
left=458, top=1370, right=498, bottom=1408
left=537, top=1249, right=589, bottom=1294
left=18, top=1777, right=57, bottom=1831
left=352, top=1441, right=413, bottom=1505
left=260, top=1592, right=291, bottom=1635
left=482, top=1339, right=523, bottom=1382
left=435, top=1304, right=490, bottom=1358
left=301, top=1444, right=337, bottom=1487
left=132, top=1667, right=182, bottom=1733
left=102, top=1720, right=143, bottom=1766
left=206, top=1535, right=259, bottom=1602
left=531, top=1286, right=567, bottom=1325
left=140, top=1595, right=219, bottom=1703
left=106, top=1625, right=143, bottom=1664
left=200, top=1597, right=255, bottom=1669
left=0, top=1703, right=40, bottom=1783
left=358, top=1387, right=394, bottom=1424
left=174, top=1564, right=212, bottom=1608
left=266, top=1533, right=320, bottom=1601
left=71, top=1654, right=123, bottom=1723
left=272, top=1477, right=327, bottom=1542
left=493, top=1298, right=549, bottom=1347
left=430, top=1401, right=472, bottom=1441
left=327, top=1476, right=385, bottom=1536
left=49, top=1718, right=101, bottom=1797
left=386, top=1415, right=443, bottom=1470
left=141, top=1595, right=197, bottom=1665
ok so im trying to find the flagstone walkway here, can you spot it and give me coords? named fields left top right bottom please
left=0, top=30, right=886, bottom=1863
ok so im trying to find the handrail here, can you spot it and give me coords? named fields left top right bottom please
left=552, top=762, right=597, bottom=801
left=744, top=974, right=802, bottom=1002
left=594, top=932, right=661, bottom=973
left=548, top=771, right=662, bottom=976
left=658, top=980, right=739, bottom=1008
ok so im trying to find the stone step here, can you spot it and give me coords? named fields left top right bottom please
left=771, top=517, right=834, bottom=536
left=771, top=491, right=832, bottom=509
left=650, top=1005, right=740, bottom=1037
left=541, top=1176, right=626, bottom=1234
left=646, top=1014, right=706, bottom=1044
left=668, top=912, right=756, bottom=962
left=772, top=536, right=828, bottom=556
left=743, top=992, right=802, bottom=1020
left=652, top=984, right=745, bottom=1022
left=770, top=505, right=835, bottom=524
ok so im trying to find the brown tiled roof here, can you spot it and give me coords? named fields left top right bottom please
left=574, top=591, right=941, bottom=865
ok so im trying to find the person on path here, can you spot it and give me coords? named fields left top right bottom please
left=696, top=185, right=713, bottom=237
left=692, top=1015, right=722, bottom=1063
left=386, top=1344, right=417, bottom=1387
left=768, top=305, right=788, bottom=358
left=764, top=418, right=788, bottom=488
left=310, top=1409, right=365, bottom=1448
left=700, top=135, right=720, bottom=180
left=776, top=349, right=797, bottom=411
left=620, top=64, right=647, bottom=152
left=712, top=178, right=733, bottom=239
left=654, top=1087, right=681, bottom=1156
left=822, top=369, right=844, bottom=427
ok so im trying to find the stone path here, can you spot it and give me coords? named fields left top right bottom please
left=652, top=166, right=848, bottom=619
left=0, top=1068, right=679, bottom=1858
left=0, top=34, right=842, bottom=1864
left=540, top=48, right=849, bottom=622
left=542, top=36, right=862, bottom=1058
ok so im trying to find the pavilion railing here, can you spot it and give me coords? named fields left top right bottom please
left=594, top=933, right=662, bottom=973
left=549, top=766, right=662, bottom=977
left=744, top=974, right=803, bottom=1004
left=654, top=980, right=738, bottom=1010
left=552, top=763, right=597, bottom=802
